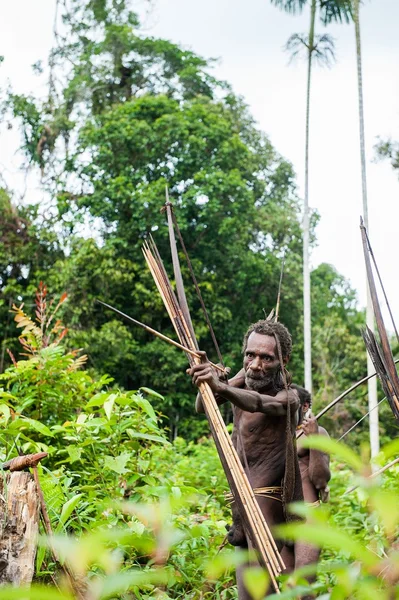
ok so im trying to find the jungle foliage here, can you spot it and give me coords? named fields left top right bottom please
left=0, top=0, right=390, bottom=442
left=0, top=296, right=399, bottom=599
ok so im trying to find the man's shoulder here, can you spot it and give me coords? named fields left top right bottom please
left=317, top=424, right=329, bottom=437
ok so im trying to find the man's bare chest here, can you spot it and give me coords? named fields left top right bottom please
left=234, top=410, right=285, bottom=443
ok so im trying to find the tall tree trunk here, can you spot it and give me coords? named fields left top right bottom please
left=354, top=0, right=379, bottom=456
left=303, top=0, right=316, bottom=394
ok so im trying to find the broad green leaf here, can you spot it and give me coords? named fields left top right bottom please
left=300, top=435, right=363, bottom=472
left=369, top=489, right=399, bottom=536
left=104, top=452, right=130, bottom=474
left=55, top=494, right=83, bottom=533
left=0, top=391, right=17, bottom=402
left=126, top=430, right=169, bottom=444
left=134, top=396, right=157, bottom=421
left=20, top=417, right=54, bottom=437
left=0, top=403, right=11, bottom=423
left=84, top=417, right=107, bottom=427
left=95, top=568, right=168, bottom=598
left=0, top=586, right=73, bottom=599
left=275, top=523, right=378, bottom=567
left=85, top=393, right=110, bottom=408
left=103, top=395, right=116, bottom=420
left=267, top=585, right=316, bottom=599
left=378, top=438, right=399, bottom=462
left=206, top=549, right=252, bottom=579
left=75, top=413, right=87, bottom=432
left=140, top=387, right=164, bottom=401
left=67, top=446, right=82, bottom=463
left=243, top=566, right=269, bottom=600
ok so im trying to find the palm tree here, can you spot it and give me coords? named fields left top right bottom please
left=271, top=0, right=351, bottom=395
left=352, top=0, right=379, bottom=456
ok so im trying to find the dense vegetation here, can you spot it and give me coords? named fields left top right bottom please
left=1, top=0, right=396, bottom=444
left=1, top=1, right=399, bottom=597
left=0, top=293, right=399, bottom=599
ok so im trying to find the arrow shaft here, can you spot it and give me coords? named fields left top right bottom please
left=97, top=300, right=225, bottom=373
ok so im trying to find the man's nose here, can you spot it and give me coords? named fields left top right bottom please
left=251, top=356, right=262, bottom=370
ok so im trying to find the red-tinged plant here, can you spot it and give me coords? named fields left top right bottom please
left=12, top=283, right=70, bottom=356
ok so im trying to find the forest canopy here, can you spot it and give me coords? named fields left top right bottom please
left=0, top=0, right=383, bottom=442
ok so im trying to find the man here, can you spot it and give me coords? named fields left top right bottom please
left=188, top=319, right=302, bottom=599
left=282, top=384, right=331, bottom=575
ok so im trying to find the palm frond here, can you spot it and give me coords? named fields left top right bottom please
left=320, top=0, right=354, bottom=25
left=313, top=33, right=336, bottom=67
left=284, top=32, right=308, bottom=63
left=284, top=32, right=335, bottom=67
left=270, top=0, right=308, bottom=15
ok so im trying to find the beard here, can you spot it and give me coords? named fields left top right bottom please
left=245, top=369, right=280, bottom=392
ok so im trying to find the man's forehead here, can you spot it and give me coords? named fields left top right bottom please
left=246, top=332, right=276, bottom=353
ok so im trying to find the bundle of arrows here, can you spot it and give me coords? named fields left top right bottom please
left=360, top=219, right=399, bottom=421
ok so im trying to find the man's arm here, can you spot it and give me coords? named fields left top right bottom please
left=215, top=383, right=298, bottom=416
left=190, top=359, right=298, bottom=416
left=195, top=367, right=242, bottom=414
left=301, top=418, right=331, bottom=490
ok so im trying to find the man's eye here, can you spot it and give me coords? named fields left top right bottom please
left=246, top=353, right=254, bottom=358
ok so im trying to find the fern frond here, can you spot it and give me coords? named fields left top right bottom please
left=39, top=468, right=66, bottom=525
left=69, top=354, right=88, bottom=372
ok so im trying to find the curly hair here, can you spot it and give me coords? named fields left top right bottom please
left=242, top=319, right=292, bottom=359
left=291, top=384, right=312, bottom=406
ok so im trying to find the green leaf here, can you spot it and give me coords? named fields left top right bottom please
left=369, top=489, right=399, bottom=537
left=300, top=435, right=363, bottom=472
left=0, top=586, right=73, bottom=599
left=275, top=523, right=378, bottom=568
left=243, top=567, right=269, bottom=600
left=0, top=403, right=11, bottom=423
left=67, top=446, right=82, bottom=463
left=378, top=438, right=399, bottom=462
left=85, top=392, right=110, bottom=408
left=134, top=395, right=157, bottom=421
left=126, top=430, right=169, bottom=444
left=206, top=549, right=251, bottom=579
left=55, top=494, right=83, bottom=533
left=140, top=387, right=164, bottom=401
left=35, top=543, right=46, bottom=573
left=104, top=452, right=130, bottom=474
left=20, top=417, right=54, bottom=437
left=103, top=394, right=116, bottom=420
left=0, top=391, right=17, bottom=402
left=94, top=568, right=168, bottom=598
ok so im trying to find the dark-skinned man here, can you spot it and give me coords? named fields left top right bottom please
left=188, top=320, right=303, bottom=599
left=281, top=384, right=331, bottom=583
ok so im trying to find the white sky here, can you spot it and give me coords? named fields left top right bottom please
left=1, top=0, right=399, bottom=323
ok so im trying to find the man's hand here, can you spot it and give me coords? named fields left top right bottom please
left=301, top=415, right=319, bottom=436
left=187, top=352, right=222, bottom=393
left=217, top=364, right=231, bottom=382
left=228, top=368, right=245, bottom=388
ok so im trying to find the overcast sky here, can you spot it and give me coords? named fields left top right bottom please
left=1, top=0, right=399, bottom=323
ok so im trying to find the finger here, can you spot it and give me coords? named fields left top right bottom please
left=188, top=363, right=209, bottom=376
left=192, top=369, right=213, bottom=385
left=193, top=374, right=214, bottom=385
left=198, top=350, right=208, bottom=363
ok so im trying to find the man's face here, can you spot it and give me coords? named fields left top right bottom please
left=243, top=332, right=283, bottom=391
left=302, top=400, right=311, bottom=414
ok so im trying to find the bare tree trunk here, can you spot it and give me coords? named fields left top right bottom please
left=0, top=471, right=40, bottom=585
left=354, top=0, right=379, bottom=457
left=303, top=0, right=316, bottom=394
